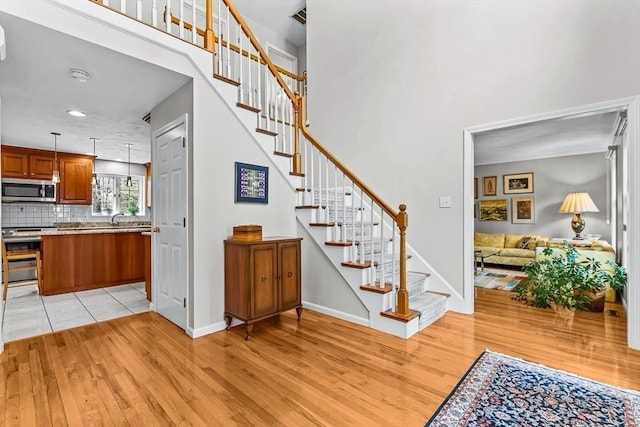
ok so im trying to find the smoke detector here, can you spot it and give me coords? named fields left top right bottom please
left=69, top=68, right=90, bottom=83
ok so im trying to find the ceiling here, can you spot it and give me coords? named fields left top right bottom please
left=0, top=4, right=622, bottom=168
left=234, top=0, right=306, bottom=47
left=474, top=110, right=622, bottom=165
left=0, top=11, right=189, bottom=165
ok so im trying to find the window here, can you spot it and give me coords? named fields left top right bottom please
left=92, top=174, right=144, bottom=216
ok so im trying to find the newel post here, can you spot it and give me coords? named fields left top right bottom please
left=204, top=0, right=216, bottom=53
left=292, top=91, right=302, bottom=175
left=397, top=204, right=409, bottom=316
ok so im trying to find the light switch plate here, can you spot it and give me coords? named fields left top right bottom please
left=439, top=196, right=452, bottom=208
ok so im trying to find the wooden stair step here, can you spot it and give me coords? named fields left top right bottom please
left=296, top=205, right=320, bottom=209
left=295, top=187, right=309, bottom=192
left=325, top=241, right=353, bottom=247
left=379, top=309, right=420, bottom=323
left=256, top=128, right=277, bottom=136
left=309, top=222, right=335, bottom=227
left=290, top=172, right=305, bottom=177
left=341, top=261, right=371, bottom=269
left=213, top=74, right=240, bottom=86
left=360, top=283, right=393, bottom=294
left=274, top=151, right=293, bottom=158
left=237, top=102, right=260, bottom=113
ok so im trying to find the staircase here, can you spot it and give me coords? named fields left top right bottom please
left=86, top=0, right=452, bottom=339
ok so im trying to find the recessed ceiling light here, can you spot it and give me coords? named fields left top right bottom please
left=67, top=109, right=87, bottom=117
left=69, top=68, right=90, bottom=82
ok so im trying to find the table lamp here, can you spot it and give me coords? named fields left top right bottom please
left=558, top=192, right=599, bottom=240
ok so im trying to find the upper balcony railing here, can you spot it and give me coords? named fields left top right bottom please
left=90, top=0, right=413, bottom=320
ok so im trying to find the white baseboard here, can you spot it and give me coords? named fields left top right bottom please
left=187, top=321, right=227, bottom=338
left=302, top=301, right=369, bottom=327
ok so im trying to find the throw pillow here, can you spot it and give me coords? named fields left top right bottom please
left=527, top=237, right=538, bottom=250
left=518, top=236, right=532, bottom=249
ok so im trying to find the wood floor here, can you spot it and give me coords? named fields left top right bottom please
left=1, top=288, right=639, bottom=426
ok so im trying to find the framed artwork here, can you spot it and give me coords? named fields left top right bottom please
left=512, top=197, right=535, bottom=223
left=503, top=172, right=534, bottom=194
left=474, top=177, right=478, bottom=199
left=479, top=199, right=508, bottom=221
left=234, top=162, right=269, bottom=204
left=483, top=176, right=497, bottom=196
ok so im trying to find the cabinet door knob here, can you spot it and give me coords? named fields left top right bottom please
left=287, top=271, right=293, bottom=278
left=261, top=274, right=268, bottom=283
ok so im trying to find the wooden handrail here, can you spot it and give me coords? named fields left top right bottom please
left=167, top=15, right=305, bottom=81
left=298, top=95, right=399, bottom=220
left=221, top=0, right=297, bottom=104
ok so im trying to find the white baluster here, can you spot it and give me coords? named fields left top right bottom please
left=257, top=62, right=263, bottom=127
left=247, top=43, right=254, bottom=107
left=309, top=145, right=314, bottom=206
left=179, top=0, right=184, bottom=39
left=325, top=156, right=329, bottom=223
left=165, top=0, right=171, bottom=33
left=120, top=0, right=127, bottom=13
left=136, top=0, right=142, bottom=20
left=238, top=30, right=243, bottom=102
left=342, top=173, right=346, bottom=242
left=379, top=207, right=384, bottom=287
left=151, top=0, right=157, bottom=27
left=359, top=188, right=364, bottom=263
left=392, top=225, right=397, bottom=310
left=191, top=0, right=196, bottom=43
left=103, top=0, right=109, bottom=7
left=225, top=5, right=231, bottom=78
left=351, top=181, right=356, bottom=259
left=217, top=1, right=222, bottom=73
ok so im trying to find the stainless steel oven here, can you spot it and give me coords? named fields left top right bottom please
left=2, top=178, right=56, bottom=203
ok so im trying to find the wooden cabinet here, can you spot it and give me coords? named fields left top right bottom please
left=224, top=237, right=302, bottom=339
left=1, top=146, right=54, bottom=179
left=41, top=232, right=145, bottom=295
left=58, top=155, right=93, bottom=205
left=144, top=233, right=152, bottom=301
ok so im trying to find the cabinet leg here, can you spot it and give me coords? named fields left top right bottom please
left=296, top=306, right=303, bottom=321
left=245, top=324, right=254, bottom=340
left=224, top=315, right=232, bottom=330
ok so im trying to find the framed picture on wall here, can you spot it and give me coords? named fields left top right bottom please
left=479, top=199, right=508, bottom=221
left=483, top=176, right=497, bottom=196
left=512, top=197, right=535, bottom=223
left=503, top=172, right=534, bottom=194
left=234, top=162, right=269, bottom=204
left=474, top=177, right=478, bottom=199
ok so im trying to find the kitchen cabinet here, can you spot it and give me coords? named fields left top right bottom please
left=1, top=146, right=54, bottom=180
left=224, top=237, right=302, bottom=339
left=41, top=232, right=145, bottom=295
left=57, top=154, right=93, bottom=205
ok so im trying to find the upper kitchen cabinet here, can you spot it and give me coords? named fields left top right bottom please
left=1, top=145, right=54, bottom=180
left=57, top=154, right=93, bottom=205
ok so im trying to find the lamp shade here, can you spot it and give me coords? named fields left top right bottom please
left=558, top=192, right=599, bottom=214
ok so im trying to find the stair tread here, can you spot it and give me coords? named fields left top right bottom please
left=360, top=283, right=392, bottom=294
left=325, top=241, right=353, bottom=247
left=237, top=102, right=260, bottom=113
left=256, top=128, right=277, bottom=136
left=274, top=150, right=293, bottom=158
left=309, top=222, right=335, bottom=227
left=341, top=261, right=371, bottom=269
left=213, top=73, right=240, bottom=86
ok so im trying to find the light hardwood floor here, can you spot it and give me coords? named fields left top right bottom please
left=1, top=288, right=639, bottom=426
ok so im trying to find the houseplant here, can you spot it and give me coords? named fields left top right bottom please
left=127, top=203, right=139, bottom=216
left=515, top=243, right=627, bottom=312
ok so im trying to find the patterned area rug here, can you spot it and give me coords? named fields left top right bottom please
left=474, top=271, right=527, bottom=291
left=425, top=350, right=640, bottom=426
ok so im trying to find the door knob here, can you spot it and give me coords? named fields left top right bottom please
left=153, top=226, right=160, bottom=233
left=287, top=271, right=293, bottom=278
left=261, top=275, right=268, bottom=283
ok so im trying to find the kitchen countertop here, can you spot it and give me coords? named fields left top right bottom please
left=5, top=223, right=151, bottom=237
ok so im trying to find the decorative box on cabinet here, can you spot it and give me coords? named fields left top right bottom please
left=224, top=237, right=302, bottom=339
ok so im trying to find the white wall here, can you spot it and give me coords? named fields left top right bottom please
left=1, top=1, right=298, bottom=334
left=307, top=0, right=640, bottom=299
left=474, top=153, right=610, bottom=241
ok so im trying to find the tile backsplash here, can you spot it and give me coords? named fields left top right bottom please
left=1, top=203, right=150, bottom=228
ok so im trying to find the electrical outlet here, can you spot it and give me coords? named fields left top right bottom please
left=439, top=196, right=452, bottom=208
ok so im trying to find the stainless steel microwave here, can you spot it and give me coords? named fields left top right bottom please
left=1, top=178, right=56, bottom=203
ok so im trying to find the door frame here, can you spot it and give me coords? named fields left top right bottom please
left=463, top=96, right=640, bottom=350
left=150, top=113, right=190, bottom=331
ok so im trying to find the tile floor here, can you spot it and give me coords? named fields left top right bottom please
left=1, top=283, right=150, bottom=342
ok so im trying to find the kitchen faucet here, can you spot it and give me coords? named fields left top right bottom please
left=111, top=212, right=125, bottom=224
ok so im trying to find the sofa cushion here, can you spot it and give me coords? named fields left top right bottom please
left=499, top=248, right=536, bottom=258
left=474, top=232, right=505, bottom=248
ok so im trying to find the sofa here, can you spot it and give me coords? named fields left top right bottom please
left=536, top=240, right=617, bottom=302
left=474, top=232, right=549, bottom=268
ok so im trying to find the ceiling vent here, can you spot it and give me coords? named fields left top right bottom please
left=142, top=112, right=151, bottom=124
left=290, top=6, right=306, bottom=25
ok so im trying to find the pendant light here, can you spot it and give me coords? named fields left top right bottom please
left=126, top=143, right=133, bottom=187
left=51, top=132, right=60, bottom=184
left=90, top=137, right=99, bottom=186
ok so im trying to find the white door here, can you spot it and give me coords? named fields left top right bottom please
left=152, top=116, right=188, bottom=329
